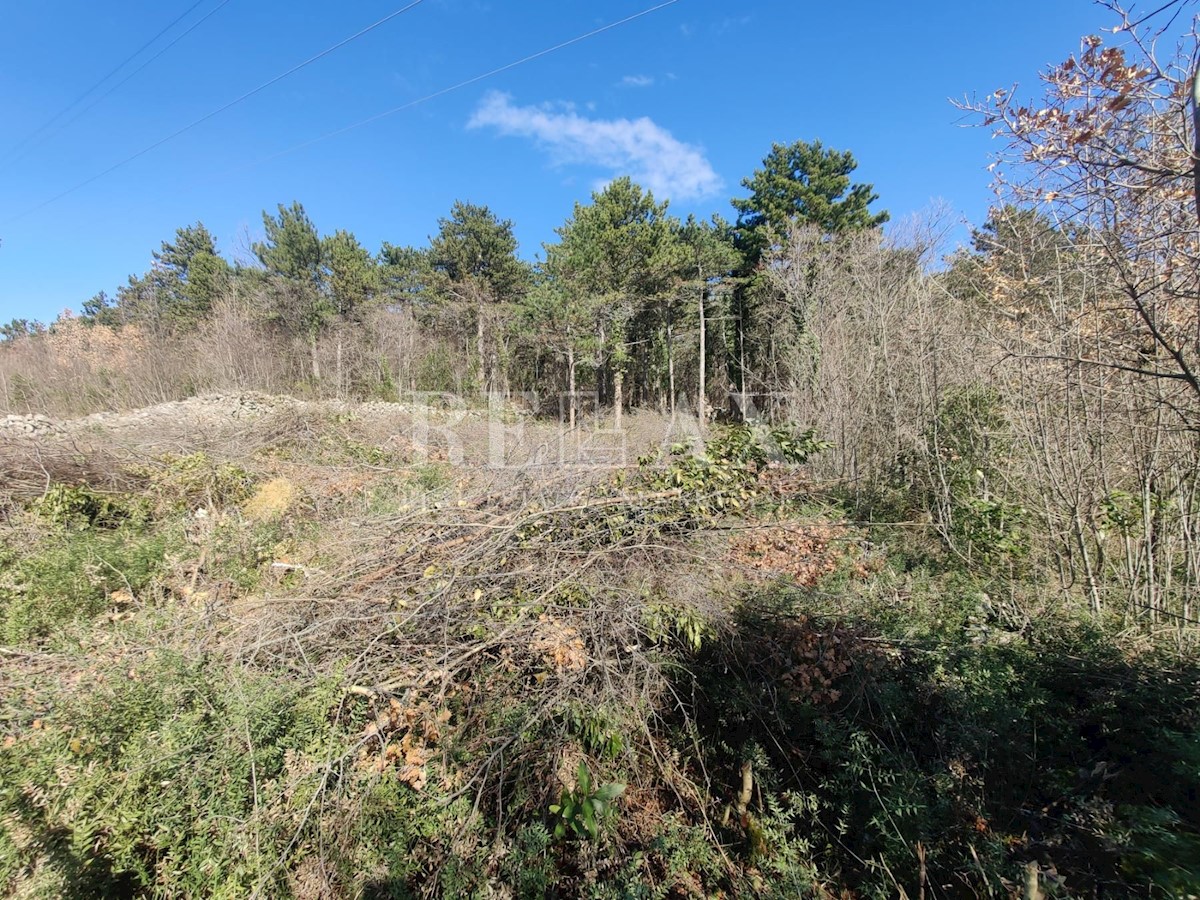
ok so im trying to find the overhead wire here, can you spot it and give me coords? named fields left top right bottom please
left=1124, top=0, right=1190, bottom=30
left=6, top=0, right=237, bottom=167
left=2, top=0, right=211, bottom=163
left=6, top=0, right=427, bottom=225
left=219, top=0, right=683, bottom=176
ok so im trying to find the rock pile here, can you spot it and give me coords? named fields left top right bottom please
left=0, top=413, right=59, bottom=436
left=0, top=393, right=287, bottom=439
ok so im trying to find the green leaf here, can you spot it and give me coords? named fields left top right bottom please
left=581, top=800, right=598, bottom=838
left=595, top=782, right=626, bottom=803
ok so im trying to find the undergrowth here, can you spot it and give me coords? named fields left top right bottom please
left=0, top=486, right=180, bottom=644
left=0, top=423, right=1197, bottom=897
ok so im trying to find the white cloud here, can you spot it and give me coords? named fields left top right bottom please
left=468, top=92, right=721, bottom=201
left=620, top=74, right=654, bottom=88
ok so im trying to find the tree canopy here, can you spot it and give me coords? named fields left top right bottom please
left=428, top=201, right=528, bottom=302
left=253, top=202, right=323, bottom=287
left=733, top=139, right=888, bottom=261
left=42, top=138, right=890, bottom=411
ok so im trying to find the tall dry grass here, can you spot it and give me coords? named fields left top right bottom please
left=0, top=297, right=465, bottom=418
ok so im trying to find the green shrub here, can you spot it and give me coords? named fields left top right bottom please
left=135, top=451, right=254, bottom=511
left=0, top=654, right=345, bottom=897
left=207, top=516, right=286, bottom=591
left=639, top=424, right=827, bottom=524
left=549, top=763, right=625, bottom=840
left=680, top=579, right=1200, bottom=897
left=929, top=387, right=1027, bottom=568
left=28, top=483, right=137, bottom=529
left=0, top=518, right=180, bottom=643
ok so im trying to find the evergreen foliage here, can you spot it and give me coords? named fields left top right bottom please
left=733, top=139, right=889, bottom=262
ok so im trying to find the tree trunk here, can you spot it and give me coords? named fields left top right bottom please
left=567, top=345, right=577, bottom=430
left=614, top=369, right=624, bottom=430
left=406, top=302, right=416, bottom=393
left=335, top=338, right=343, bottom=400
left=597, top=321, right=608, bottom=407
left=698, top=280, right=707, bottom=425
left=738, top=310, right=748, bottom=421
left=666, top=314, right=676, bottom=416
left=310, top=333, right=321, bottom=383
left=476, top=301, right=487, bottom=397
left=501, top=343, right=511, bottom=399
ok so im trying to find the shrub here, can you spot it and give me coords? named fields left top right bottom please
left=680, top=579, right=1200, bottom=897
left=0, top=517, right=179, bottom=643
left=639, top=424, right=827, bottom=524
left=135, top=452, right=254, bottom=512
left=28, top=483, right=136, bottom=529
left=0, top=653, right=347, bottom=897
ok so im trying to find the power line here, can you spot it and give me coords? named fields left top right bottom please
left=2, top=0, right=210, bottom=163
left=6, top=0, right=428, bottom=224
left=7, top=0, right=236, bottom=167
left=224, top=0, right=683, bottom=174
left=1125, top=0, right=1190, bottom=30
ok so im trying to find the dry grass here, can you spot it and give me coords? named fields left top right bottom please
left=0, top=396, right=853, bottom=896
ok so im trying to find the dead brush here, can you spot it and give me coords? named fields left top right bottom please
left=193, top=459, right=753, bottom=880
left=0, top=434, right=148, bottom=501
left=727, top=522, right=852, bottom=587
left=1, top=405, right=840, bottom=893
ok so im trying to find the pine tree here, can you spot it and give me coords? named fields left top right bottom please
left=733, top=140, right=888, bottom=262
left=545, top=177, right=684, bottom=424
left=427, top=201, right=529, bottom=395
left=321, top=230, right=379, bottom=320
left=253, top=202, right=329, bottom=379
left=152, top=222, right=229, bottom=327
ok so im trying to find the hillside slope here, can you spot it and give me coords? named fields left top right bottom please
left=1, top=399, right=1197, bottom=898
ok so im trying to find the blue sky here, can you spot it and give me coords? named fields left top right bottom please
left=1, top=0, right=1113, bottom=322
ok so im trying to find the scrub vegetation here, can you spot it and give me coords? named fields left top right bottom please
left=2, top=4, right=1199, bottom=897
